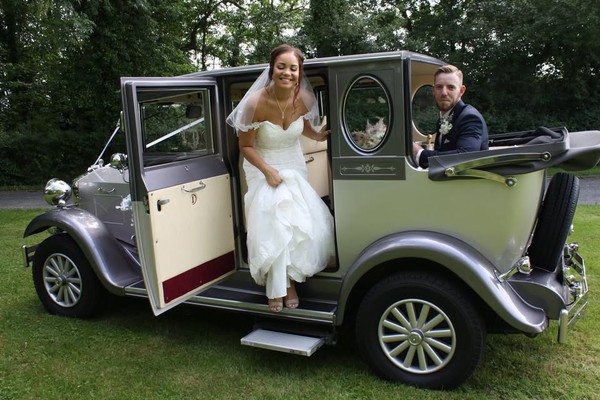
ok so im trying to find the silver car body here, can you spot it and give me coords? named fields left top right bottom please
left=23, top=51, right=600, bottom=387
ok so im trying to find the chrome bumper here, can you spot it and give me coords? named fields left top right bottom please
left=558, top=243, right=588, bottom=343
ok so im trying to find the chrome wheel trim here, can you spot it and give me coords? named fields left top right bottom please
left=42, top=253, right=82, bottom=308
left=378, top=298, right=456, bottom=374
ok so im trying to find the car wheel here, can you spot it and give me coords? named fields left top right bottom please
left=32, top=234, right=107, bottom=318
left=355, top=271, right=485, bottom=390
left=528, top=173, right=579, bottom=272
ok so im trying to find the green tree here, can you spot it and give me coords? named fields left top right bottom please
left=1, top=0, right=96, bottom=184
left=0, top=0, right=195, bottom=185
left=452, top=0, right=600, bottom=132
left=177, top=0, right=310, bottom=69
left=179, top=0, right=245, bottom=70
left=354, top=0, right=600, bottom=132
left=303, top=0, right=373, bottom=57
left=1, top=0, right=598, bottom=185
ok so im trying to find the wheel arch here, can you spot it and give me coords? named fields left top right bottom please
left=24, top=208, right=141, bottom=295
left=337, top=231, right=548, bottom=335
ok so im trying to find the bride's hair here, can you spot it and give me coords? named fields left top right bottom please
left=267, top=44, right=305, bottom=110
left=226, top=44, right=320, bottom=133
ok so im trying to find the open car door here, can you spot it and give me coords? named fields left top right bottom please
left=121, top=77, right=235, bottom=315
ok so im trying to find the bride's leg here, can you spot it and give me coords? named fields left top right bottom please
left=284, top=278, right=299, bottom=309
left=266, top=262, right=286, bottom=312
left=268, top=297, right=283, bottom=312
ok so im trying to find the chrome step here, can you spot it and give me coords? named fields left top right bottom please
left=241, top=329, right=325, bottom=356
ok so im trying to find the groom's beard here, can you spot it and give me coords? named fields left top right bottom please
left=435, top=97, right=457, bottom=112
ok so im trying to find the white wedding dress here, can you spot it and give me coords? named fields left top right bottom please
left=243, top=116, right=335, bottom=299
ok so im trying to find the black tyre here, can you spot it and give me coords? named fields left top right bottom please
left=355, top=271, right=485, bottom=390
left=528, top=173, right=579, bottom=272
left=32, top=234, right=107, bottom=318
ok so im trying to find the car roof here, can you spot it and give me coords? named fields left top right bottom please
left=183, top=50, right=445, bottom=79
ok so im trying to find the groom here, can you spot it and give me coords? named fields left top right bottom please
left=413, top=65, right=488, bottom=169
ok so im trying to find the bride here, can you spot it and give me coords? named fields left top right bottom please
left=226, top=44, right=335, bottom=312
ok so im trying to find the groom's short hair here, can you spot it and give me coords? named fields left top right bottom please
left=434, top=65, right=463, bottom=84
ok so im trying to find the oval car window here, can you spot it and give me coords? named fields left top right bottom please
left=412, top=85, right=438, bottom=134
left=343, top=76, right=390, bottom=152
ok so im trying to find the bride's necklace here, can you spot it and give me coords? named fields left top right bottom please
left=272, top=89, right=292, bottom=119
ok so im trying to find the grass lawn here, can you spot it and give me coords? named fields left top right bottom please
left=1, top=207, right=599, bottom=399
left=549, top=165, right=600, bottom=176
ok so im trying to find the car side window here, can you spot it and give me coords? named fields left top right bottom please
left=412, top=85, right=438, bottom=135
left=140, top=89, right=213, bottom=166
left=343, top=76, right=391, bottom=152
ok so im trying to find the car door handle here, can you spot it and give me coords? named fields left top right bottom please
left=97, top=187, right=115, bottom=194
left=181, top=182, right=206, bottom=193
left=157, top=198, right=170, bottom=212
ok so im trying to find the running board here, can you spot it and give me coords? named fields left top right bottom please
left=124, top=280, right=337, bottom=324
left=241, top=329, right=325, bottom=356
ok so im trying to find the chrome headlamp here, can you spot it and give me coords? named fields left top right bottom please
left=44, top=178, right=72, bottom=207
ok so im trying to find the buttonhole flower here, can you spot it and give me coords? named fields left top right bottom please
left=439, top=112, right=453, bottom=135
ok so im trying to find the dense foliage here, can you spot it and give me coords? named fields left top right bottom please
left=1, top=0, right=598, bottom=185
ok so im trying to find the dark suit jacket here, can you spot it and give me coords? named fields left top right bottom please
left=418, top=100, right=489, bottom=168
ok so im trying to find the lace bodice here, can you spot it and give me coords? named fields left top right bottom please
left=254, top=117, right=304, bottom=150
left=242, top=116, right=306, bottom=181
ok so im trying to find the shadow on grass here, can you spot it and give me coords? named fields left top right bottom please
left=86, top=294, right=364, bottom=366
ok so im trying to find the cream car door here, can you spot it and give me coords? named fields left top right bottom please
left=121, top=78, right=235, bottom=315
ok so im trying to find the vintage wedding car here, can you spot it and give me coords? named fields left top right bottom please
left=23, top=51, right=600, bottom=389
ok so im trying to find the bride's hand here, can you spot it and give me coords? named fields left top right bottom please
left=264, top=167, right=283, bottom=187
left=317, top=128, right=330, bottom=142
